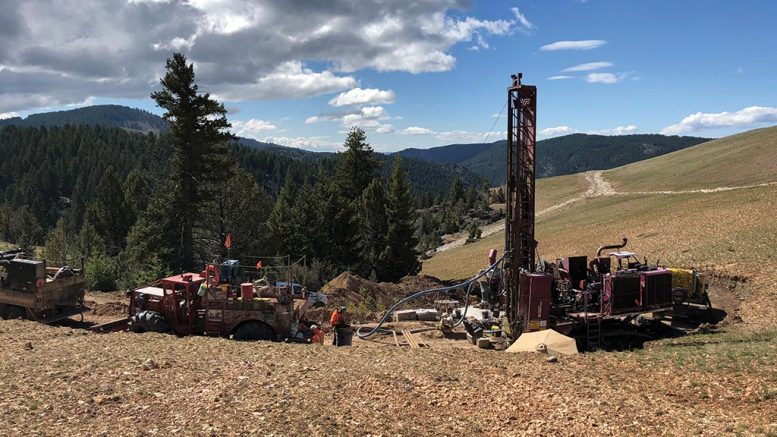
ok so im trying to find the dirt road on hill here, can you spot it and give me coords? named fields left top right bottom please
left=434, top=171, right=777, bottom=255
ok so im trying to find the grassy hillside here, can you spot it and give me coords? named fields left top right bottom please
left=607, top=125, right=777, bottom=191
left=422, top=127, right=777, bottom=326
left=535, top=173, right=589, bottom=212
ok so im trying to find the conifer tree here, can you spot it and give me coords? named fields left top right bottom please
left=357, top=179, right=388, bottom=278
left=217, top=169, right=273, bottom=259
left=383, top=157, right=419, bottom=281
left=44, top=218, right=74, bottom=264
left=85, top=166, right=131, bottom=256
left=335, top=127, right=380, bottom=201
left=123, top=169, right=150, bottom=222
left=449, top=176, right=463, bottom=205
left=151, top=52, right=233, bottom=270
left=77, top=220, right=106, bottom=259
left=268, top=173, right=299, bottom=255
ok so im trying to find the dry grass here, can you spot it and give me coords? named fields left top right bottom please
left=535, top=172, right=589, bottom=212
left=606, top=125, right=777, bottom=191
left=422, top=184, right=777, bottom=326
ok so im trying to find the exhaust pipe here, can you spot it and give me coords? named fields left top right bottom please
left=596, top=237, right=628, bottom=257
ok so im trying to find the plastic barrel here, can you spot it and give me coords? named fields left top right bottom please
left=240, top=283, right=253, bottom=301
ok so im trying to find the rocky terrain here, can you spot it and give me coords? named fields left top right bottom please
left=0, top=318, right=774, bottom=436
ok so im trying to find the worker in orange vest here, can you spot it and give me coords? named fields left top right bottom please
left=310, top=325, right=324, bottom=344
left=330, top=306, right=346, bottom=346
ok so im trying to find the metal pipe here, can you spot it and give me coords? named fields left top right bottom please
left=596, top=238, right=628, bottom=257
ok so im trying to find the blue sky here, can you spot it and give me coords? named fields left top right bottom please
left=2, top=0, right=776, bottom=152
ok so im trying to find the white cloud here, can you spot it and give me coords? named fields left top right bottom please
left=563, top=62, right=613, bottom=72
left=435, top=130, right=503, bottom=143
left=263, top=135, right=340, bottom=151
left=540, top=126, right=577, bottom=139
left=585, top=72, right=627, bottom=84
left=588, top=125, right=638, bottom=135
left=400, top=126, right=436, bottom=135
left=0, top=1, right=529, bottom=112
left=213, top=61, right=357, bottom=101
left=375, top=124, right=394, bottom=134
left=328, top=87, right=395, bottom=107
left=230, top=118, right=278, bottom=138
left=547, top=75, right=573, bottom=80
left=661, top=106, right=777, bottom=135
left=540, top=40, right=607, bottom=51
left=0, top=111, right=20, bottom=120
left=539, top=124, right=638, bottom=139
left=511, top=7, right=535, bottom=33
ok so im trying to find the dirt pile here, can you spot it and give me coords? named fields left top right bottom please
left=85, top=300, right=129, bottom=317
left=322, top=272, right=447, bottom=308
left=311, top=273, right=450, bottom=324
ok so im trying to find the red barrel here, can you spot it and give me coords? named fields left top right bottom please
left=240, top=283, right=253, bottom=301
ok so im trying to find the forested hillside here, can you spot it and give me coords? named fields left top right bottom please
left=397, top=133, right=710, bottom=185
left=0, top=105, right=168, bottom=134
left=0, top=124, right=482, bottom=234
left=395, top=142, right=494, bottom=164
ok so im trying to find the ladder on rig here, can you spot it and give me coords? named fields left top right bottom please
left=583, top=292, right=602, bottom=351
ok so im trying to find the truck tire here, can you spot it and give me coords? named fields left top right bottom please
left=129, top=311, right=168, bottom=333
left=233, top=321, right=275, bottom=341
left=2, top=305, right=27, bottom=320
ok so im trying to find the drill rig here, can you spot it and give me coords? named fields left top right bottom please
left=501, top=74, right=684, bottom=349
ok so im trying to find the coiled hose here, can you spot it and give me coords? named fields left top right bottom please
left=356, top=252, right=508, bottom=339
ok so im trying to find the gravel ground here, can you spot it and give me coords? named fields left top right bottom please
left=1, top=320, right=774, bottom=436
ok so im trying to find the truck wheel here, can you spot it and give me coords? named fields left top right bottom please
left=233, top=321, right=275, bottom=341
left=2, top=305, right=27, bottom=320
left=129, top=311, right=168, bottom=333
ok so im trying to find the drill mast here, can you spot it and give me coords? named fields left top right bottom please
left=504, top=73, right=537, bottom=328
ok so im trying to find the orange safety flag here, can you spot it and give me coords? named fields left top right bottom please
left=224, top=233, right=232, bottom=249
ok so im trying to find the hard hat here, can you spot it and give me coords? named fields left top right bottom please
left=310, top=324, right=318, bottom=330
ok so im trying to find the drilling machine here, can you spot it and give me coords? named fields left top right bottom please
left=500, top=74, right=683, bottom=349
left=503, top=73, right=551, bottom=337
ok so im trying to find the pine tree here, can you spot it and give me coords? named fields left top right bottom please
left=218, top=168, right=273, bottom=260
left=44, top=218, right=74, bottom=264
left=267, top=173, right=299, bottom=255
left=124, top=169, right=151, bottom=222
left=449, top=176, right=463, bottom=205
left=151, top=52, right=233, bottom=270
left=357, top=179, right=388, bottom=278
left=85, top=166, right=131, bottom=256
left=8, top=206, right=44, bottom=252
left=383, top=157, right=419, bottom=281
left=77, top=220, right=106, bottom=259
left=335, top=127, right=380, bottom=201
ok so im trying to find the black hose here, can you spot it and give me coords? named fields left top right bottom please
left=356, top=253, right=508, bottom=339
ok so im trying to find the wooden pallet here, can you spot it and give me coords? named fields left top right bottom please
left=401, top=330, right=430, bottom=349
